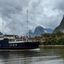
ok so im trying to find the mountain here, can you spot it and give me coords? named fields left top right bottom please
left=34, top=26, right=44, bottom=36
left=44, top=28, right=53, bottom=33
left=54, top=16, right=64, bottom=33
left=28, top=26, right=53, bottom=36
left=0, top=32, right=3, bottom=35
left=28, top=30, right=34, bottom=36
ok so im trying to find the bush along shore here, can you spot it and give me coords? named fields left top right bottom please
left=31, top=32, right=64, bottom=47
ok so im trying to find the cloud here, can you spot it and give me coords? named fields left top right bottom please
left=0, top=0, right=63, bottom=35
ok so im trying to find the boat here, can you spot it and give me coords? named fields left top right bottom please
left=0, top=9, right=40, bottom=50
left=0, top=38, right=39, bottom=49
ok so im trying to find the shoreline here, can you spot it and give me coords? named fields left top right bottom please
left=39, top=45, right=64, bottom=48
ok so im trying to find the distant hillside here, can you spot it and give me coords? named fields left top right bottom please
left=54, top=16, right=64, bottom=33
left=44, top=28, right=53, bottom=33
left=0, top=32, right=3, bottom=35
left=28, top=30, right=34, bottom=36
left=34, top=26, right=44, bottom=36
left=28, top=26, right=53, bottom=36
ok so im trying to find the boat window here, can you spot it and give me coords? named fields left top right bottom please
left=0, top=44, right=1, bottom=47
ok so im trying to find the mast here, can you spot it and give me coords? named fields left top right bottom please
left=27, top=9, right=29, bottom=37
left=1, top=21, right=4, bottom=34
left=26, top=9, right=29, bottom=42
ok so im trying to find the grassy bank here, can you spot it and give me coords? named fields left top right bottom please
left=39, top=45, right=64, bottom=48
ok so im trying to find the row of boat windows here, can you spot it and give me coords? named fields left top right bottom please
left=0, top=44, right=18, bottom=47
left=9, top=44, right=18, bottom=47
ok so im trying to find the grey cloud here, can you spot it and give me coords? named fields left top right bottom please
left=0, top=0, right=64, bottom=35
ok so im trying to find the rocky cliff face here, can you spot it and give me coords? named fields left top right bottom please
left=54, top=16, right=64, bottom=33
left=0, top=32, right=3, bottom=35
left=28, top=26, right=53, bottom=36
left=34, top=26, right=44, bottom=36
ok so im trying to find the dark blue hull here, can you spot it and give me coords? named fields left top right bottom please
left=0, top=39, right=39, bottom=49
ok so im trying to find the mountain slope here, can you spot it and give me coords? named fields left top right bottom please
left=28, top=26, right=53, bottom=36
left=54, top=16, right=64, bottom=33
left=0, top=32, right=3, bottom=35
left=34, top=26, right=44, bottom=36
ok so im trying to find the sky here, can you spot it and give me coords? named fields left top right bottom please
left=0, top=0, right=64, bottom=35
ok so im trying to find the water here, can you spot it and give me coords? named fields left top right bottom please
left=0, top=48, right=64, bottom=64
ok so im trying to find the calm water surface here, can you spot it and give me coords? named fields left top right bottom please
left=0, top=48, right=64, bottom=64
